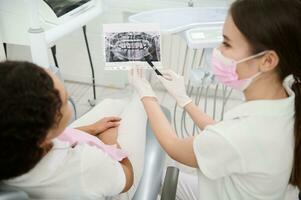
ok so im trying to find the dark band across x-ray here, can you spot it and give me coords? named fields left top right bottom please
left=43, top=0, right=91, bottom=17
left=105, top=32, right=161, bottom=62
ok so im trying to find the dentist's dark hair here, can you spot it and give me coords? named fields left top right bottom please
left=230, top=0, right=301, bottom=189
left=0, top=61, right=62, bottom=181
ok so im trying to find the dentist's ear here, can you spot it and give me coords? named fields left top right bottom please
left=259, top=50, right=279, bottom=72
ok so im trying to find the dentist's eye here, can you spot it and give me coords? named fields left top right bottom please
left=222, top=41, right=231, bottom=48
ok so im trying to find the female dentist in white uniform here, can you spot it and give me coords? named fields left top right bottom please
left=130, top=0, right=301, bottom=199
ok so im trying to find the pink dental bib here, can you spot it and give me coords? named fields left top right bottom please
left=57, top=127, right=128, bottom=161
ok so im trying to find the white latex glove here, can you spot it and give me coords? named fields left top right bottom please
left=128, top=68, right=157, bottom=100
left=157, top=69, right=192, bottom=107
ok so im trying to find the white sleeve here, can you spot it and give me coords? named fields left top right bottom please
left=193, top=125, right=245, bottom=180
left=80, top=144, right=125, bottom=197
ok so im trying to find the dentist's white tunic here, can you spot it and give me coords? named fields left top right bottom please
left=192, top=76, right=299, bottom=200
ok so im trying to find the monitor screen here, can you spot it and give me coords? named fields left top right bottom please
left=43, top=0, right=91, bottom=17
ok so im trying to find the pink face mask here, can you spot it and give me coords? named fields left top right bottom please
left=211, top=48, right=266, bottom=91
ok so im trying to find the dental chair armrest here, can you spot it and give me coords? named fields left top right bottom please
left=160, top=166, right=180, bottom=200
left=132, top=106, right=171, bottom=200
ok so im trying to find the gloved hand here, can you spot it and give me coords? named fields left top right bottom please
left=128, top=68, right=157, bottom=100
left=157, top=69, right=192, bottom=107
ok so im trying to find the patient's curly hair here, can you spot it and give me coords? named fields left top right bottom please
left=0, top=61, right=62, bottom=181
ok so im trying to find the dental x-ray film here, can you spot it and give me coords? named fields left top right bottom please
left=103, top=23, right=162, bottom=70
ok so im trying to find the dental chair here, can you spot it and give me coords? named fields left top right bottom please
left=132, top=106, right=170, bottom=200
left=0, top=98, right=172, bottom=200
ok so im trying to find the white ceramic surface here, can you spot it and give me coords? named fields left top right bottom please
left=129, top=7, right=228, bottom=34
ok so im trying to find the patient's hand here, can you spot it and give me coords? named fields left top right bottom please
left=91, top=117, right=121, bottom=135
left=76, top=116, right=121, bottom=136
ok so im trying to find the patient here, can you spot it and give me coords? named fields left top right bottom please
left=0, top=61, right=146, bottom=199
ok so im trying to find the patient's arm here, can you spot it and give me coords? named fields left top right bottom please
left=184, top=102, right=216, bottom=130
left=75, top=117, right=121, bottom=135
left=96, top=127, right=133, bottom=193
left=75, top=125, right=99, bottom=135
left=119, top=156, right=134, bottom=193
left=142, top=97, right=198, bottom=168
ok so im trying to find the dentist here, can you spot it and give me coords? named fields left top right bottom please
left=130, top=0, right=301, bottom=199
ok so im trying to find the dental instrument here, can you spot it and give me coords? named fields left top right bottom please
left=144, top=54, right=163, bottom=76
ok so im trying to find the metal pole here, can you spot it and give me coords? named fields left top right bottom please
left=82, top=25, right=97, bottom=106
